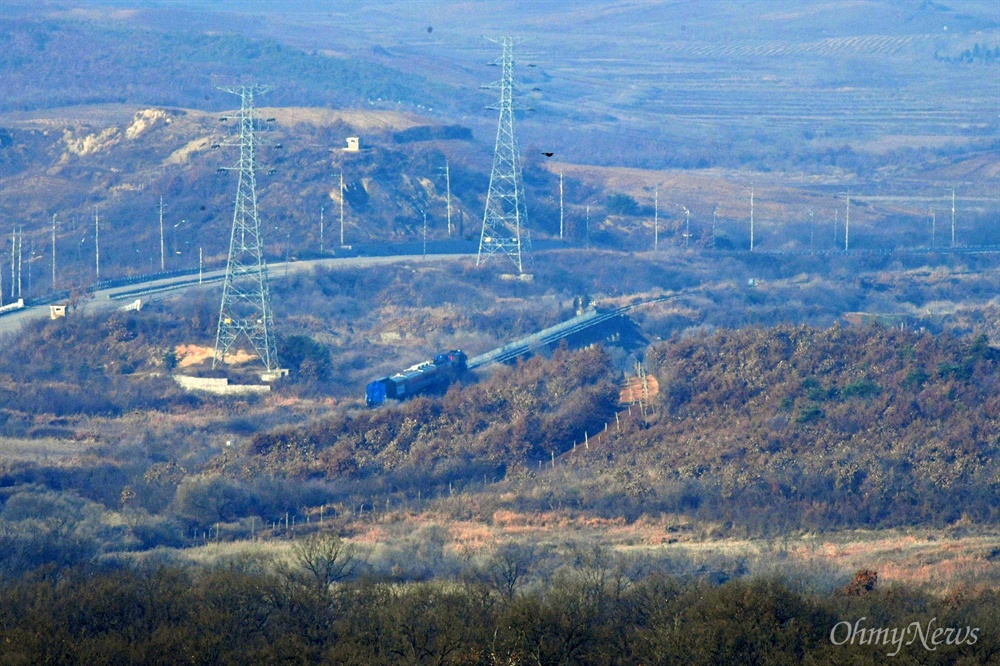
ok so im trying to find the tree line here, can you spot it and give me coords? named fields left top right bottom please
left=0, top=544, right=996, bottom=665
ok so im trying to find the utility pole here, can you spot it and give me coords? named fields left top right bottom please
left=683, top=206, right=690, bottom=249
left=749, top=186, right=754, bottom=251
left=951, top=188, right=956, bottom=248
left=17, top=226, right=22, bottom=299
left=422, top=209, right=428, bottom=256
left=158, top=197, right=165, bottom=272
left=654, top=186, right=659, bottom=251
left=585, top=204, right=590, bottom=247
left=339, top=170, right=345, bottom=247
left=559, top=172, right=564, bottom=240
left=931, top=209, right=936, bottom=248
left=51, top=214, right=56, bottom=290
left=9, top=226, right=14, bottom=299
left=712, top=204, right=718, bottom=249
left=319, top=204, right=324, bottom=253
left=284, top=228, right=290, bottom=275
left=28, top=237, right=33, bottom=296
left=94, top=207, right=100, bottom=280
left=445, top=160, right=452, bottom=236
left=809, top=209, right=814, bottom=251
left=477, top=36, right=531, bottom=274
left=199, top=247, right=203, bottom=284
left=844, top=194, right=850, bottom=252
left=833, top=209, right=838, bottom=247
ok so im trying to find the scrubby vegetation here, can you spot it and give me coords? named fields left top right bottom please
left=0, top=309, right=204, bottom=420
left=0, top=553, right=995, bottom=664
left=218, top=324, right=1000, bottom=536
left=3, top=244, right=1000, bottom=561
left=238, top=345, right=618, bottom=486
left=0, top=18, right=458, bottom=113
left=1, top=249, right=999, bottom=662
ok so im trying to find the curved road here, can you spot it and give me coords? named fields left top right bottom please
left=0, top=253, right=473, bottom=335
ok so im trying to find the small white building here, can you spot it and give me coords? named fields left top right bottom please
left=49, top=304, right=68, bottom=319
left=343, top=137, right=360, bottom=152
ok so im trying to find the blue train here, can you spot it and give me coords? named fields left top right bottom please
left=365, top=350, right=468, bottom=406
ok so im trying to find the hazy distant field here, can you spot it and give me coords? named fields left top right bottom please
left=1, top=0, right=993, bottom=275
left=223, top=0, right=998, bottom=169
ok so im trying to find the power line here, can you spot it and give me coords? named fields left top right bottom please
left=213, top=84, right=279, bottom=373
left=477, top=36, right=531, bottom=276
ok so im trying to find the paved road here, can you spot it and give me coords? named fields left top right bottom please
left=0, top=253, right=473, bottom=335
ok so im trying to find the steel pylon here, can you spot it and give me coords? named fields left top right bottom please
left=213, top=84, right=278, bottom=371
left=477, top=37, right=531, bottom=274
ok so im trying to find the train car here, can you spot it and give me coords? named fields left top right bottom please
left=366, top=349, right=467, bottom=406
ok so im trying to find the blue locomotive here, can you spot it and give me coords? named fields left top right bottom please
left=365, top=350, right=468, bottom=406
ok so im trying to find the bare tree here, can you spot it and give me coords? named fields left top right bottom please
left=481, top=543, right=534, bottom=605
left=292, top=533, right=358, bottom=596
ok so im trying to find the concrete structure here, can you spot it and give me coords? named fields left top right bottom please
left=466, top=307, right=645, bottom=370
left=173, top=374, right=270, bottom=395
left=0, top=299, right=24, bottom=316
left=343, top=137, right=360, bottom=152
left=259, top=368, right=289, bottom=382
left=49, top=304, right=68, bottom=319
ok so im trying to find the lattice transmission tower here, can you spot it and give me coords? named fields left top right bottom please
left=213, top=84, right=279, bottom=372
left=477, top=36, right=531, bottom=275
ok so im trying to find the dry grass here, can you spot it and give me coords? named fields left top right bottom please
left=256, top=106, right=421, bottom=131
left=341, top=508, right=999, bottom=593
left=174, top=343, right=257, bottom=367
left=118, top=502, right=999, bottom=595
left=544, top=161, right=853, bottom=228
left=0, top=436, right=91, bottom=463
left=125, top=539, right=297, bottom=571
